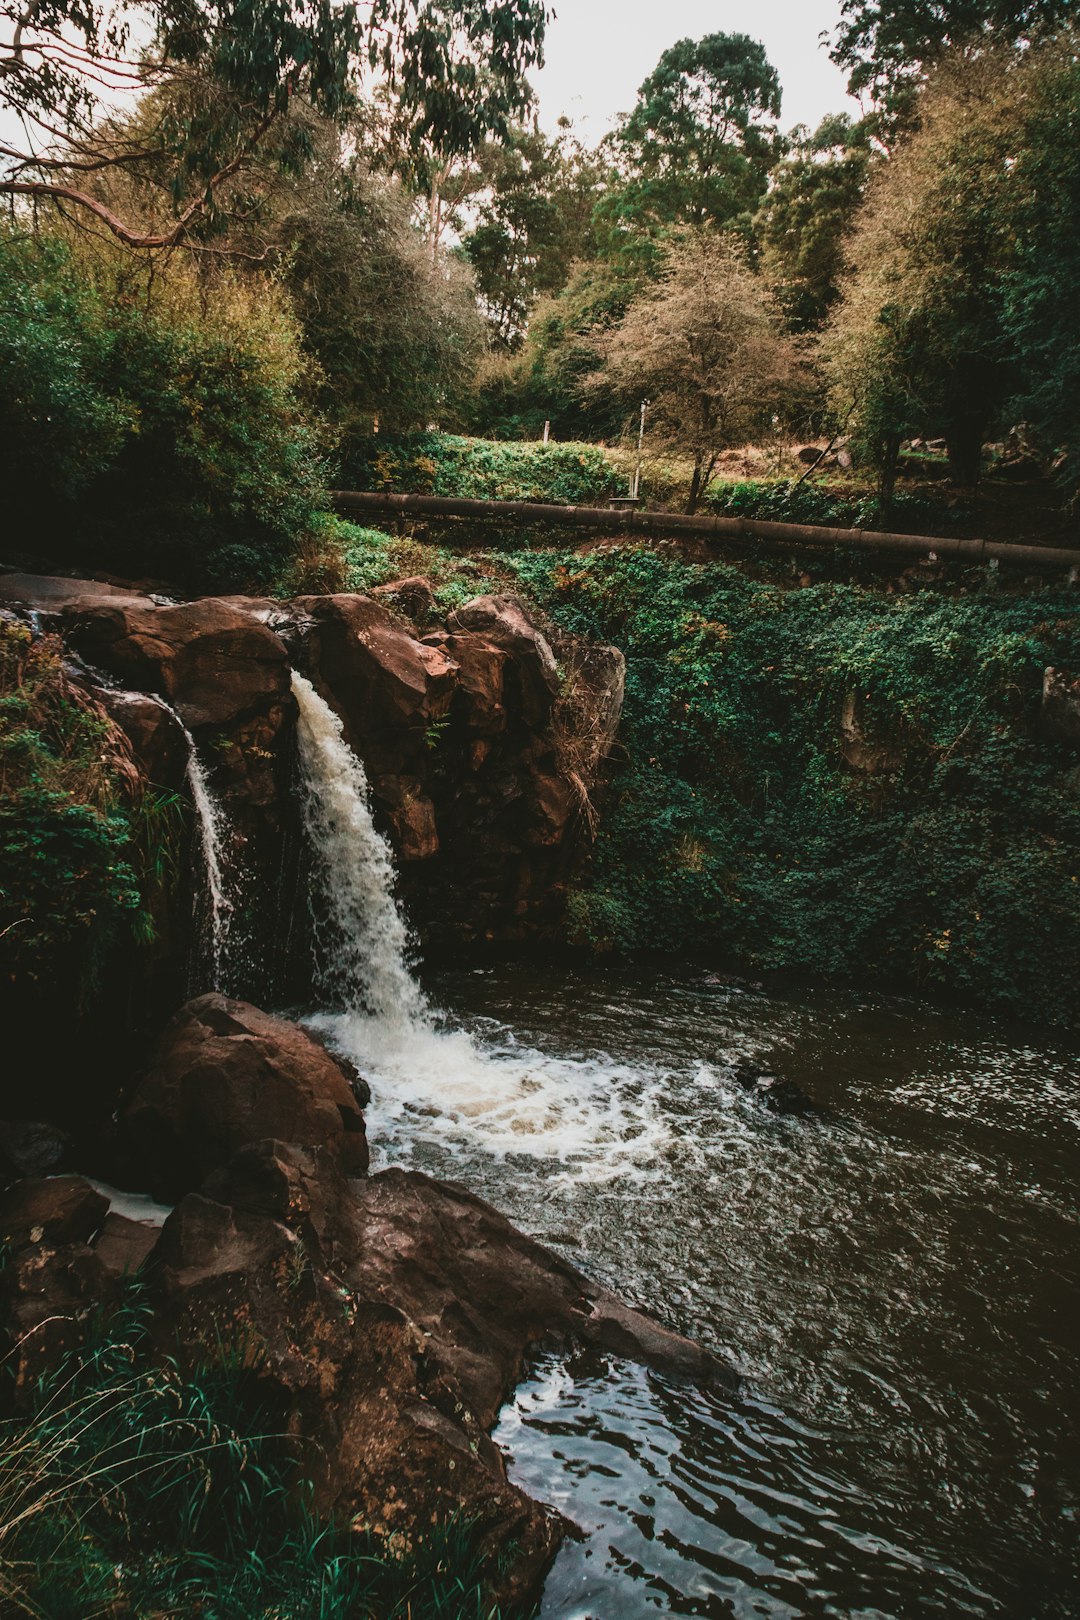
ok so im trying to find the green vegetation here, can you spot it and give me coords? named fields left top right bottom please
left=0, top=1294, right=504, bottom=1619
left=0, top=228, right=328, bottom=591
left=340, top=433, right=624, bottom=507
left=506, top=544, right=1080, bottom=1026
left=0, top=621, right=144, bottom=997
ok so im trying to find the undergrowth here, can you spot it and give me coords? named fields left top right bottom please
left=0, top=619, right=144, bottom=992
left=0, top=1292, right=505, bottom=1620
left=504, top=544, right=1080, bottom=1027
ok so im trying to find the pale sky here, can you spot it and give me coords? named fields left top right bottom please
left=532, top=0, right=859, bottom=138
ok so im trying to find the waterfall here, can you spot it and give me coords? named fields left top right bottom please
left=110, top=690, right=234, bottom=988
left=291, top=672, right=427, bottom=1026
left=182, top=738, right=233, bottom=987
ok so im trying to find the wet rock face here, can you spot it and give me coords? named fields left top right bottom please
left=1042, top=668, right=1080, bottom=745
left=147, top=1149, right=723, bottom=1611
left=292, top=587, right=625, bottom=944
left=0, top=572, right=626, bottom=956
left=122, top=994, right=369, bottom=1200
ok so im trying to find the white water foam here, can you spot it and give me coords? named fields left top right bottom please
left=291, top=672, right=671, bottom=1181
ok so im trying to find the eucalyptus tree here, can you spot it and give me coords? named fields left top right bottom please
left=0, top=0, right=547, bottom=248
left=598, top=32, right=782, bottom=260
left=755, top=114, right=873, bottom=332
left=829, top=0, right=1074, bottom=136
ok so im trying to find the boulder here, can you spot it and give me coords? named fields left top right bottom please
left=447, top=595, right=560, bottom=727
left=93, top=1212, right=162, bottom=1277
left=57, top=595, right=291, bottom=732
left=1041, top=668, right=1080, bottom=745
left=0, top=1120, right=71, bottom=1184
left=370, top=576, right=437, bottom=624
left=292, top=593, right=457, bottom=767
left=123, top=994, right=368, bottom=1199
left=147, top=1152, right=726, bottom=1611
left=0, top=1176, right=109, bottom=1249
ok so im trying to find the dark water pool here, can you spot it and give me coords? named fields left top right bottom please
left=320, top=965, right=1080, bottom=1618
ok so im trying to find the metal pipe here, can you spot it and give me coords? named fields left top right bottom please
left=329, top=490, right=1080, bottom=571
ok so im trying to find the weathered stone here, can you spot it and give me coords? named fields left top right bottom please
left=0, top=1176, right=109, bottom=1249
left=93, top=1212, right=162, bottom=1277
left=0, top=1120, right=71, bottom=1184
left=839, top=692, right=906, bottom=774
left=1041, top=668, right=1080, bottom=745
left=293, top=593, right=457, bottom=766
left=447, top=595, right=559, bottom=727
left=146, top=1155, right=724, bottom=1611
left=370, top=576, right=437, bottom=623
left=123, top=994, right=368, bottom=1199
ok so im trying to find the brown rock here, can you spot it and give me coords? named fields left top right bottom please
left=123, top=994, right=368, bottom=1199
left=147, top=1153, right=725, bottom=1611
left=370, top=576, right=437, bottom=623
left=447, top=595, right=560, bottom=727
left=0, top=1120, right=71, bottom=1184
left=0, top=1176, right=109, bottom=1249
left=93, top=1212, right=161, bottom=1278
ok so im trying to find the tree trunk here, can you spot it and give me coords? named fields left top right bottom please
left=687, top=458, right=704, bottom=515
left=877, top=432, right=902, bottom=518
left=945, top=415, right=985, bottom=490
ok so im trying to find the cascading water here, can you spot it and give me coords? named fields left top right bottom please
left=291, top=672, right=426, bottom=1026
left=181, top=736, right=233, bottom=987
left=291, top=671, right=669, bottom=1175
left=108, top=689, right=234, bottom=987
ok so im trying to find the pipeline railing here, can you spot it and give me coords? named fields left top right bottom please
left=330, top=489, right=1080, bottom=572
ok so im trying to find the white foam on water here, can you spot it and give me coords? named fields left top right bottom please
left=89, top=1179, right=172, bottom=1227
left=292, top=670, right=673, bottom=1181
left=310, top=1008, right=673, bottom=1182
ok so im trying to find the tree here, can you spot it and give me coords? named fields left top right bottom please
left=829, top=0, right=1073, bottom=132
left=461, top=119, right=604, bottom=349
left=755, top=114, right=872, bottom=332
left=590, top=232, right=801, bottom=511
left=0, top=0, right=546, bottom=249
left=600, top=33, right=781, bottom=256
left=823, top=36, right=1080, bottom=501
left=271, top=133, right=484, bottom=433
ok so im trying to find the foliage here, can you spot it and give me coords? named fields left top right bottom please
left=755, top=114, right=873, bottom=332
left=600, top=32, right=782, bottom=259
left=996, top=39, right=1080, bottom=496
left=462, top=121, right=605, bottom=349
left=0, top=1293, right=505, bottom=1619
left=475, top=258, right=641, bottom=442
left=270, top=132, right=484, bottom=435
left=0, top=622, right=143, bottom=992
left=0, top=0, right=546, bottom=251
left=0, top=225, right=328, bottom=589
left=505, top=543, right=1080, bottom=1028
left=828, top=0, right=1074, bottom=131
left=589, top=232, right=804, bottom=510
left=823, top=36, right=1080, bottom=500
left=339, top=433, right=625, bottom=506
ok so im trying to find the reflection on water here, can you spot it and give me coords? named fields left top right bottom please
left=317, top=963, right=1080, bottom=1618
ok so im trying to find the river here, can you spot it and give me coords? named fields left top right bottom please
left=317, top=961, right=1080, bottom=1619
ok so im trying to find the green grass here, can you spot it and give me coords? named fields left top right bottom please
left=0, top=1292, right=507, bottom=1619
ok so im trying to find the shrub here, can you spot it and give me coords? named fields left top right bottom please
left=0, top=227, right=329, bottom=591
left=506, top=543, right=1080, bottom=1026
left=338, top=433, right=624, bottom=507
left=0, top=623, right=144, bottom=994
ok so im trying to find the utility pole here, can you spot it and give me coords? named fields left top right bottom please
left=631, top=400, right=648, bottom=500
